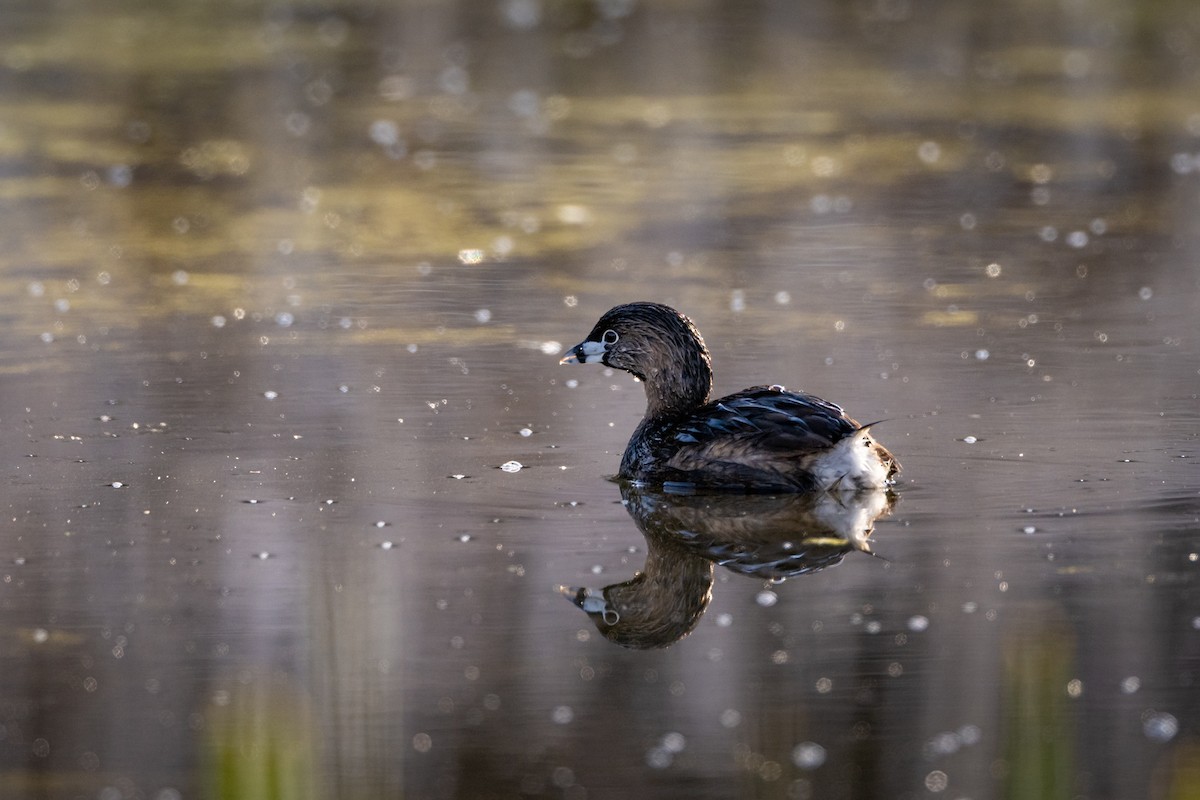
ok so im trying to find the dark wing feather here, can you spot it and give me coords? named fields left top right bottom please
left=670, top=387, right=860, bottom=454
left=655, top=387, right=865, bottom=490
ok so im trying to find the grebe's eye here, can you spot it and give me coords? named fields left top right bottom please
left=602, top=329, right=619, bottom=345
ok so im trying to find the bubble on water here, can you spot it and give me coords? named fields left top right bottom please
left=791, top=742, right=826, bottom=770
left=814, top=677, right=833, bottom=693
left=755, top=590, right=778, bottom=607
left=985, top=262, right=1002, bottom=278
left=243, top=499, right=262, bottom=505
left=379, top=541, right=395, bottom=550
left=519, top=427, right=533, bottom=437
left=1143, top=711, right=1178, bottom=742
left=551, top=705, right=574, bottom=724
left=499, top=460, right=523, bottom=473
left=1066, top=679, right=1083, bottom=698
left=263, top=390, right=279, bottom=400
left=374, top=520, right=390, bottom=528
left=254, top=551, right=272, bottom=560
left=1022, top=525, right=1037, bottom=534
left=961, top=435, right=978, bottom=444
left=565, top=379, right=579, bottom=389
left=108, top=481, right=126, bottom=489
left=13, top=557, right=26, bottom=566
left=449, top=474, right=467, bottom=480
left=907, top=615, right=930, bottom=632
left=455, top=534, right=473, bottom=543
left=1121, top=676, right=1141, bottom=694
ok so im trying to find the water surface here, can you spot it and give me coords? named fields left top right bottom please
left=1, top=1, right=1198, bottom=799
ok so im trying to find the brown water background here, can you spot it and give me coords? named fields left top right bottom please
left=1, top=1, right=1199, bottom=798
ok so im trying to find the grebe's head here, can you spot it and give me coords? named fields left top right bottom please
left=560, top=302, right=712, bottom=412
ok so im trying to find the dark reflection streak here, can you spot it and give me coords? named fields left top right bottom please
left=567, top=483, right=896, bottom=649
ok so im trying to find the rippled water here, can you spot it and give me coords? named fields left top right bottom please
left=2, top=1, right=1198, bottom=799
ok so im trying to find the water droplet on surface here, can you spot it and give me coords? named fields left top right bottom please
left=791, top=742, right=826, bottom=770
left=263, top=390, right=279, bottom=400
left=661, top=732, right=686, bottom=753
left=254, top=552, right=272, bottom=560
left=499, top=460, right=523, bottom=473
left=924, top=770, right=949, bottom=792
left=917, top=140, right=941, bottom=164
left=379, top=541, right=395, bottom=550
left=1143, top=712, right=1178, bottom=742
left=456, top=534, right=473, bottom=543
left=1022, top=525, right=1037, bottom=534
left=473, top=308, right=492, bottom=323
left=646, top=747, right=672, bottom=769
left=374, top=521, right=389, bottom=528
left=108, top=481, right=126, bottom=489
left=755, top=590, right=777, bottom=607
left=519, top=427, right=533, bottom=437
left=449, top=474, right=467, bottom=480
left=961, top=435, right=978, bottom=444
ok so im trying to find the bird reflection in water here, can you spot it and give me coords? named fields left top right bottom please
left=562, top=484, right=896, bottom=649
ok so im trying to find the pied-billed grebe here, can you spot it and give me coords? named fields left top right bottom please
left=561, top=302, right=900, bottom=493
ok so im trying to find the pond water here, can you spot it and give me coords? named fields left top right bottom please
left=2, top=1, right=1199, bottom=798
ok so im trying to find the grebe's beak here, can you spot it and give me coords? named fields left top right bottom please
left=559, top=585, right=620, bottom=625
left=559, top=339, right=606, bottom=365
